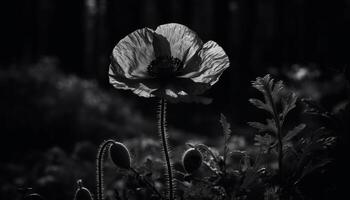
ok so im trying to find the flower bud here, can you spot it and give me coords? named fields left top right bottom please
left=74, top=179, right=93, bottom=200
left=109, top=142, right=131, bottom=169
left=182, top=148, right=202, bottom=174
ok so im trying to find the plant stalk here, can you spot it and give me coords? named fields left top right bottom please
left=158, top=98, right=174, bottom=200
left=96, top=139, right=115, bottom=200
left=265, top=87, right=283, bottom=186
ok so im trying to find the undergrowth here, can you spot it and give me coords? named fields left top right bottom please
left=18, top=74, right=340, bottom=200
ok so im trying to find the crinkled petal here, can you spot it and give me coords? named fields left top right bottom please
left=150, top=78, right=210, bottom=100
left=155, top=23, right=203, bottom=63
left=151, top=88, right=187, bottom=100
left=111, top=28, right=155, bottom=79
left=170, top=78, right=210, bottom=95
left=109, top=66, right=158, bottom=98
left=181, top=41, right=230, bottom=86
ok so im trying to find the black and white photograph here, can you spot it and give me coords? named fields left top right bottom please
left=1, top=0, right=349, bottom=199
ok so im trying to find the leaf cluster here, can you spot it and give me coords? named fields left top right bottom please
left=248, top=74, right=301, bottom=153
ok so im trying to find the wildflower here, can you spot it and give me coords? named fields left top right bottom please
left=109, top=23, right=230, bottom=101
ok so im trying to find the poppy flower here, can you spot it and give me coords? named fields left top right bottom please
left=109, top=23, right=229, bottom=102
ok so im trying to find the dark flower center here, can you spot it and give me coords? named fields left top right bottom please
left=148, top=56, right=183, bottom=79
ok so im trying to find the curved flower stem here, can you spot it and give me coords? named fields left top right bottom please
left=96, top=139, right=116, bottom=200
left=130, top=167, right=163, bottom=199
left=158, top=98, right=175, bottom=200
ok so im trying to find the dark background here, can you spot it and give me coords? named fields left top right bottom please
left=2, top=0, right=350, bottom=121
left=2, top=0, right=350, bottom=102
left=0, top=0, right=349, bottom=199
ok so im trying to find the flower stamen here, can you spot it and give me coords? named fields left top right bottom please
left=148, top=56, right=183, bottom=78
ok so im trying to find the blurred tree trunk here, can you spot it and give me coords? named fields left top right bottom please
left=96, top=0, right=108, bottom=81
left=236, top=0, right=257, bottom=79
left=36, top=0, right=55, bottom=59
left=213, top=0, right=229, bottom=44
left=20, top=0, right=37, bottom=64
left=228, top=0, right=240, bottom=56
left=272, top=0, right=285, bottom=67
left=84, top=0, right=98, bottom=76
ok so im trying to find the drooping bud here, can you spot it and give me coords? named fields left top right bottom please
left=182, top=148, right=202, bottom=174
left=74, top=179, right=93, bottom=200
left=109, top=141, right=131, bottom=169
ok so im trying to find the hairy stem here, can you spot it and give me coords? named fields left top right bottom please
left=96, top=139, right=115, bottom=200
left=158, top=98, right=174, bottom=200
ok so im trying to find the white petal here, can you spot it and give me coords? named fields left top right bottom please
left=132, top=84, right=157, bottom=98
left=165, top=89, right=179, bottom=98
left=155, top=23, right=203, bottom=63
left=184, top=41, right=230, bottom=86
left=108, top=67, right=156, bottom=98
left=112, top=28, right=155, bottom=79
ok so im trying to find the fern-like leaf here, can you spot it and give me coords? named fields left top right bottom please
left=271, top=80, right=284, bottom=102
left=250, top=74, right=299, bottom=188
left=254, top=134, right=275, bottom=152
left=251, top=74, right=274, bottom=93
left=281, top=92, right=298, bottom=120
left=296, top=158, right=332, bottom=184
left=220, top=113, right=232, bottom=142
left=283, top=124, right=306, bottom=143
left=220, top=113, right=232, bottom=172
left=251, top=75, right=276, bottom=116
left=249, top=98, right=273, bottom=113
left=240, top=154, right=265, bottom=190
left=301, top=98, right=333, bottom=119
left=248, top=119, right=277, bottom=135
left=251, top=74, right=298, bottom=123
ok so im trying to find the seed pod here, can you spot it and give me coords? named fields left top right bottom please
left=74, top=179, right=93, bottom=200
left=182, top=148, right=202, bottom=174
left=109, top=142, right=131, bottom=169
